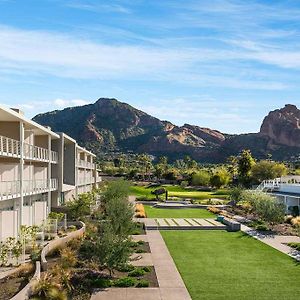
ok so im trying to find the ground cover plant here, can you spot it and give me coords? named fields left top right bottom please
left=144, top=206, right=215, bottom=218
left=161, top=230, right=300, bottom=300
left=130, top=184, right=229, bottom=201
left=29, top=180, right=157, bottom=300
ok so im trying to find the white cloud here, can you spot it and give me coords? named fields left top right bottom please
left=53, top=98, right=89, bottom=107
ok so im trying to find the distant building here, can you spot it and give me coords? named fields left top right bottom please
left=257, top=176, right=300, bottom=214
left=0, top=106, right=101, bottom=240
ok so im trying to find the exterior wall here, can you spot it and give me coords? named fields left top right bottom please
left=0, top=210, right=18, bottom=240
left=0, top=106, right=100, bottom=241
left=278, top=184, right=300, bottom=194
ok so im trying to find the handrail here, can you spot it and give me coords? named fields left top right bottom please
left=76, top=159, right=95, bottom=169
left=0, top=134, right=58, bottom=163
left=0, top=179, right=58, bottom=199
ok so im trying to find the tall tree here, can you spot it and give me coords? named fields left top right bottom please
left=237, top=149, right=255, bottom=186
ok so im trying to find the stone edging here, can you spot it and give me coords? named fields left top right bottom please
left=10, top=261, right=41, bottom=300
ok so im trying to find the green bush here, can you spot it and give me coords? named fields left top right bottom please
left=141, top=266, right=151, bottom=273
left=256, top=224, right=269, bottom=231
left=135, top=249, right=146, bottom=253
left=137, top=240, right=144, bottom=245
left=136, top=279, right=150, bottom=288
left=128, top=268, right=145, bottom=277
left=91, top=278, right=112, bottom=288
left=113, top=277, right=136, bottom=287
left=117, top=264, right=135, bottom=272
left=287, top=242, right=300, bottom=251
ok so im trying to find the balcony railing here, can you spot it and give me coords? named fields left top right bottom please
left=76, top=159, right=95, bottom=169
left=77, top=177, right=95, bottom=186
left=0, top=135, right=58, bottom=163
left=0, top=135, right=20, bottom=157
left=0, top=178, right=58, bottom=200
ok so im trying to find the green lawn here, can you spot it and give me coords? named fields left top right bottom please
left=130, top=184, right=229, bottom=200
left=144, top=206, right=215, bottom=218
left=161, top=230, right=300, bottom=300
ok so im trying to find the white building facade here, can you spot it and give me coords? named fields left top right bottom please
left=258, top=175, right=300, bottom=215
left=0, top=106, right=101, bottom=240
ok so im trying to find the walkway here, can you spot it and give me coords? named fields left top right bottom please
left=142, top=218, right=226, bottom=230
left=91, top=230, right=191, bottom=300
left=241, top=224, right=300, bottom=261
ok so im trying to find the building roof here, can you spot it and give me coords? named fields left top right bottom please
left=0, top=105, right=59, bottom=138
left=271, top=191, right=300, bottom=198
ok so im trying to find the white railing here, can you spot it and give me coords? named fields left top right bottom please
left=0, top=134, right=58, bottom=163
left=256, top=178, right=281, bottom=191
left=51, top=150, right=58, bottom=163
left=76, top=159, right=95, bottom=169
left=0, top=135, right=20, bottom=157
left=77, top=177, right=95, bottom=186
left=0, top=178, right=58, bottom=200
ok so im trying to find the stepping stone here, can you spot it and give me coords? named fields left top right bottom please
left=205, top=219, right=224, bottom=226
left=175, top=219, right=191, bottom=227
left=144, top=219, right=158, bottom=227
left=165, top=219, right=179, bottom=226
left=192, top=219, right=215, bottom=226
left=156, top=218, right=170, bottom=227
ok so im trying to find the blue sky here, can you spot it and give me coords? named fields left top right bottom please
left=1, top=0, right=300, bottom=133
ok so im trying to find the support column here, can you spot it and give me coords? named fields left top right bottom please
left=47, top=135, right=51, bottom=216
left=19, top=122, right=24, bottom=229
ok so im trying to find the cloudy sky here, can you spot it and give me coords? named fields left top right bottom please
left=1, top=0, right=300, bottom=133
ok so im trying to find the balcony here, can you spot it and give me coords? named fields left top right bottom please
left=76, top=159, right=95, bottom=169
left=77, top=177, right=95, bottom=186
left=0, top=135, right=58, bottom=163
left=0, top=178, right=58, bottom=200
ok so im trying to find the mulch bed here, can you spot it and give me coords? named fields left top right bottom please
left=0, top=264, right=34, bottom=300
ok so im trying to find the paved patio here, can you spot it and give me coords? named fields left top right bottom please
left=91, top=230, right=191, bottom=300
left=142, top=217, right=226, bottom=230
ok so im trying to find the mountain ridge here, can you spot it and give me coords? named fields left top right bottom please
left=33, top=99, right=300, bottom=162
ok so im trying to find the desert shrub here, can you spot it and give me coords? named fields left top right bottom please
left=291, top=216, right=300, bottom=227
left=256, top=224, right=269, bottom=231
left=66, top=238, right=82, bottom=250
left=180, top=181, right=188, bottom=188
left=207, top=206, right=221, bottom=214
left=287, top=242, right=300, bottom=251
left=128, top=268, right=145, bottom=277
left=135, top=204, right=146, bottom=218
left=32, top=274, right=67, bottom=300
left=284, top=215, right=294, bottom=224
left=229, top=186, right=244, bottom=205
left=113, top=277, right=136, bottom=287
left=60, top=247, right=77, bottom=269
left=241, top=190, right=285, bottom=224
left=136, top=279, right=150, bottom=288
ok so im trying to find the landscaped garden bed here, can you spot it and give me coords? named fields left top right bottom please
left=0, top=263, right=34, bottom=300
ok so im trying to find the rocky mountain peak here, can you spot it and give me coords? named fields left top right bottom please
left=260, top=104, right=300, bottom=147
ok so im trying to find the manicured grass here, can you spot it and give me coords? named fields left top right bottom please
left=129, top=184, right=229, bottom=200
left=144, top=206, right=215, bottom=218
left=161, top=230, right=300, bottom=300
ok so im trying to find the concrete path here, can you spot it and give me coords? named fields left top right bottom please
left=140, top=218, right=226, bottom=230
left=241, top=224, right=300, bottom=261
left=91, top=230, right=191, bottom=300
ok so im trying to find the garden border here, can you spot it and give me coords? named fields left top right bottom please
left=10, top=261, right=41, bottom=300
left=41, top=221, right=86, bottom=271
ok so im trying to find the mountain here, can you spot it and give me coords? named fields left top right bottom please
left=33, top=99, right=300, bottom=162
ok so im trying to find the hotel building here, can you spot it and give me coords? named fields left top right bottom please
left=0, top=106, right=101, bottom=240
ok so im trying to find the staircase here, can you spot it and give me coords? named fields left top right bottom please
left=256, top=178, right=281, bottom=192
